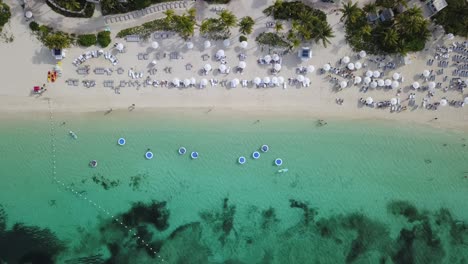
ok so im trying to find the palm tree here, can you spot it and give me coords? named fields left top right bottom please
left=339, top=1, right=360, bottom=23
left=219, top=10, right=237, bottom=29
left=200, top=19, right=213, bottom=35
left=382, top=28, right=399, bottom=48
left=363, top=3, right=377, bottom=14
left=164, top=9, right=175, bottom=25
left=187, top=8, right=196, bottom=20
left=274, top=21, right=283, bottom=33
left=62, top=0, right=80, bottom=11
left=176, top=15, right=195, bottom=40
left=361, top=24, right=372, bottom=36
left=238, top=16, right=255, bottom=35
left=313, top=21, right=335, bottom=47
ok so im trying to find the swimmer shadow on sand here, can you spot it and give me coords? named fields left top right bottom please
left=2, top=198, right=468, bottom=263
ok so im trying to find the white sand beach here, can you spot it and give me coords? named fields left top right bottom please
left=0, top=0, right=467, bottom=132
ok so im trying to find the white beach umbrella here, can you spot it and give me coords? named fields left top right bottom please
left=370, top=81, right=377, bottom=88
left=423, top=70, right=430, bottom=77
left=219, top=64, right=227, bottom=72
left=190, top=77, right=196, bottom=85
left=440, top=99, right=448, bottom=106
left=116, top=43, right=124, bottom=51
left=172, top=78, right=180, bottom=86
left=347, top=63, right=355, bottom=70
left=412, top=82, right=420, bottom=89
left=391, top=81, right=399, bottom=89
left=446, top=33, right=454, bottom=40
left=384, top=79, right=392, bottom=86
left=359, top=50, right=367, bottom=58
left=271, top=76, right=279, bottom=84
left=183, top=78, right=191, bottom=86
left=377, top=79, right=384, bottom=87
left=278, top=76, right=285, bottom=84
left=240, top=41, right=248, bottom=48
left=186, top=42, right=194, bottom=49
left=304, top=77, right=310, bottom=86
left=366, top=97, right=373, bottom=104
left=428, top=81, right=436, bottom=90
left=354, top=76, right=362, bottom=84
left=274, top=64, right=281, bottom=71
left=390, top=98, right=398, bottom=105
left=297, top=75, right=305, bottom=82
left=253, top=77, right=261, bottom=85
left=307, top=65, right=315, bottom=73
left=366, top=70, right=373, bottom=78
left=272, top=54, right=280, bottom=62
left=238, top=61, right=246, bottom=69
left=464, top=97, right=468, bottom=105
left=340, top=80, right=347, bottom=88
left=200, top=78, right=208, bottom=86
left=151, top=41, right=159, bottom=49
left=342, top=56, right=350, bottom=64
left=264, top=55, right=272, bottom=64
left=373, top=70, right=380, bottom=78
left=231, top=78, right=239, bottom=87
left=204, top=40, right=211, bottom=49
left=204, top=64, right=212, bottom=71
left=364, top=77, right=371, bottom=84
left=323, top=64, right=331, bottom=71
left=392, top=72, right=400, bottom=80
left=223, top=39, right=230, bottom=47
left=216, top=49, right=225, bottom=57
left=263, top=76, right=271, bottom=84
left=355, top=62, right=362, bottom=70
left=25, top=11, right=33, bottom=18
left=151, top=60, right=157, bottom=66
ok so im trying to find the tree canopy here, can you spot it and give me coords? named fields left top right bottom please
left=43, top=32, right=72, bottom=49
left=238, top=16, right=255, bottom=35
left=433, top=0, right=468, bottom=37
left=0, top=1, right=11, bottom=31
left=200, top=10, right=237, bottom=40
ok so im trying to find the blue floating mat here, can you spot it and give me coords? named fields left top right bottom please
left=145, top=151, right=153, bottom=160
left=261, top=145, right=269, bottom=152
left=252, top=151, right=260, bottom=159
left=275, top=158, right=283, bottom=166
left=179, top=147, right=187, bottom=155
left=118, top=138, right=126, bottom=146
left=191, top=151, right=198, bottom=159
left=238, top=156, right=246, bottom=164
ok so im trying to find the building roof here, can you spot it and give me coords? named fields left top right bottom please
left=367, top=12, right=379, bottom=22
left=380, top=8, right=394, bottom=22
left=427, top=0, right=448, bottom=13
left=298, top=47, right=312, bottom=60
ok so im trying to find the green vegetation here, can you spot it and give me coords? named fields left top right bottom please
left=341, top=1, right=430, bottom=55
left=238, top=16, right=255, bottom=35
left=239, top=35, right=247, bottom=42
left=203, top=0, right=230, bottom=3
left=46, top=0, right=94, bottom=18
left=263, top=0, right=334, bottom=48
left=101, top=0, right=172, bottom=15
left=433, top=0, right=468, bottom=38
left=77, top=34, right=97, bottom=47
left=43, top=31, right=72, bottom=49
left=97, top=31, right=111, bottom=48
left=200, top=10, right=237, bottom=40
left=256, top=32, right=290, bottom=48
left=29, top=21, right=40, bottom=31
left=117, top=8, right=196, bottom=40
left=0, top=1, right=11, bottom=31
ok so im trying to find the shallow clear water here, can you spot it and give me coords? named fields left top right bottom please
left=0, top=112, right=467, bottom=263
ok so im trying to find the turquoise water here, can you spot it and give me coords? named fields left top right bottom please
left=0, top=112, right=467, bottom=263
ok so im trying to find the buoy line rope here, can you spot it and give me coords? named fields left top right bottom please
left=47, top=99, right=165, bottom=262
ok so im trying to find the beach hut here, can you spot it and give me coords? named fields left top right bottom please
left=278, top=76, right=285, bottom=84
left=347, top=63, right=355, bottom=70
left=271, top=76, right=279, bottom=85
left=297, top=75, right=305, bottom=82
left=186, top=42, right=194, bottom=49
left=390, top=98, right=398, bottom=105
left=391, top=81, right=399, bottom=89
left=253, top=77, right=261, bottom=85
left=370, top=81, right=377, bottom=88
left=172, top=78, right=180, bottom=86
left=354, top=76, right=362, bottom=84
left=377, top=79, right=384, bottom=87
left=263, top=76, right=271, bottom=84
left=323, top=64, right=331, bottom=71
left=392, top=72, right=400, bottom=80
left=373, top=70, right=380, bottom=78
left=355, top=62, right=362, bottom=70
left=307, top=65, right=315, bottom=73
left=204, top=63, right=212, bottom=72
left=264, top=55, right=272, bottom=64
left=204, top=40, right=211, bottom=49
left=384, top=79, right=392, bottom=86
left=238, top=61, right=246, bottom=69
left=219, top=64, right=227, bottom=73
left=340, top=81, right=347, bottom=88
left=231, top=78, right=239, bottom=88
left=440, top=99, right=448, bottom=106
left=342, top=56, right=350, bottom=64
left=366, top=97, right=373, bottom=104
left=223, top=39, right=230, bottom=47
left=274, top=64, right=281, bottom=71
left=423, top=70, right=430, bottom=77
left=151, top=41, right=159, bottom=49
left=412, top=82, right=420, bottom=89
left=364, top=77, right=371, bottom=84
left=240, top=41, right=248, bottom=48
left=366, top=70, right=373, bottom=78
left=359, top=50, right=367, bottom=58
left=428, top=82, right=436, bottom=90
left=200, top=78, right=208, bottom=88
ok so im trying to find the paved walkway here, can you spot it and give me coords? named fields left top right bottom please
left=8, top=0, right=193, bottom=34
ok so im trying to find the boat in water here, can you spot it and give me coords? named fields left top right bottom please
left=278, top=168, right=288, bottom=173
left=89, top=160, right=98, bottom=168
left=69, top=131, right=78, bottom=139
